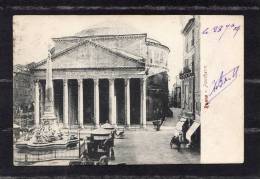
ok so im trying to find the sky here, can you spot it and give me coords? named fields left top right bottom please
left=13, top=15, right=189, bottom=88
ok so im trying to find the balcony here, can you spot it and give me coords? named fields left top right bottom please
left=179, top=66, right=194, bottom=79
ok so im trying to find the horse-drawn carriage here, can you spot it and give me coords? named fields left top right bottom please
left=69, top=128, right=114, bottom=166
left=86, top=128, right=115, bottom=161
left=69, top=123, right=125, bottom=165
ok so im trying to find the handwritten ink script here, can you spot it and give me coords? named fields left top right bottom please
left=202, top=24, right=241, bottom=41
left=208, top=65, right=239, bottom=103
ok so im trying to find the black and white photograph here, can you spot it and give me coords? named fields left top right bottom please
left=13, top=15, right=245, bottom=166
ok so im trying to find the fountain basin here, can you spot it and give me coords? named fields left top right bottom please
left=16, top=138, right=79, bottom=151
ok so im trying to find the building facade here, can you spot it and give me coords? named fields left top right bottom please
left=177, top=16, right=200, bottom=149
left=179, top=16, right=201, bottom=122
left=25, top=26, right=170, bottom=128
left=13, top=64, right=35, bottom=127
left=13, top=65, right=34, bottom=109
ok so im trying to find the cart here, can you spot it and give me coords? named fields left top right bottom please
left=87, top=128, right=115, bottom=161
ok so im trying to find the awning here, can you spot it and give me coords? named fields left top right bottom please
left=186, top=122, right=200, bottom=142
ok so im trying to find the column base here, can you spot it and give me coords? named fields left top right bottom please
left=63, top=124, right=69, bottom=129
left=41, top=111, right=56, bottom=122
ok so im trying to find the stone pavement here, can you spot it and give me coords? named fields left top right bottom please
left=16, top=108, right=200, bottom=165
left=110, top=107, right=200, bottom=164
left=111, top=129, right=199, bottom=164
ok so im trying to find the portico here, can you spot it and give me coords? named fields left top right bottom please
left=31, top=42, right=149, bottom=128
left=31, top=27, right=169, bottom=129
left=34, top=76, right=146, bottom=128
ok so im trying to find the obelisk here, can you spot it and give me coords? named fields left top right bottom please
left=41, top=46, right=57, bottom=125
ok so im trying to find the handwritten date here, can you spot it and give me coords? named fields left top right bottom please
left=202, top=24, right=240, bottom=41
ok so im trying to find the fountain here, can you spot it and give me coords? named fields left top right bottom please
left=16, top=45, right=78, bottom=151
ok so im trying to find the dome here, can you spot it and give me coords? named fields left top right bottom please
left=74, top=21, right=142, bottom=37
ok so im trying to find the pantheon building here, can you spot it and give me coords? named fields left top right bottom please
left=27, top=25, right=170, bottom=128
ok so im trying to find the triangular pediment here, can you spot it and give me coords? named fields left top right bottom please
left=35, top=40, right=144, bottom=70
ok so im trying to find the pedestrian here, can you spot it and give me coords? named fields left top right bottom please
left=170, top=135, right=181, bottom=151
left=81, top=150, right=90, bottom=165
left=156, top=107, right=161, bottom=131
left=158, top=107, right=165, bottom=130
left=176, top=135, right=181, bottom=151
left=110, top=147, right=115, bottom=160
left=160, top=106, right=166, bottom=124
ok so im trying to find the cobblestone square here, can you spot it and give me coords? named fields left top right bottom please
left=112, top=129, right=200, bottom=164
left=110, top=109, right=200, bottom=164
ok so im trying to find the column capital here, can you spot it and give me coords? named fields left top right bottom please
left=141, top=77, right=147, bottom=83
left=124, top=78, right=130, bottom=86
left=93, top=78, right=99, bottom=85
left=77, top=78, right=83, bottom=83
left=63, top=79, right=68, bottom=85
left=109, top=78, right=115, bottom=85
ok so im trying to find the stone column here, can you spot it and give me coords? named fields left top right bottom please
left=39, top=81, right=44, bottom=119
left=109, top=79, right=116, bottom=125
left=78, top=79, right=84, bottom=128
left=125, top=78, right=130, bottom=127
left=63, top=79, right=69, bottom=128
left=140, top=78, right=147, bottom=127
left=41, top=49, right=56, bottom=121
left=34, top=80, right=40, bottom=127
left=94, top=79, right=100, bottom=127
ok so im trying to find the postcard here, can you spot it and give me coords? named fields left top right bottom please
left=12, top=15, right=243, bottom=165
